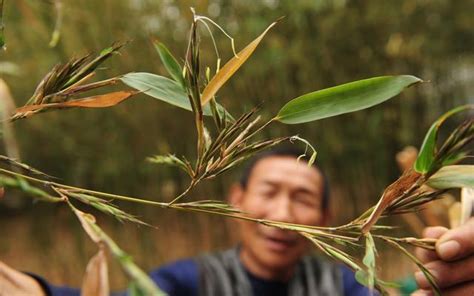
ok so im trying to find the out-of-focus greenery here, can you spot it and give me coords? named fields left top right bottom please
left=0, top=0, right=473, bottom=287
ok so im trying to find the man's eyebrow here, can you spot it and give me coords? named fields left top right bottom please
left=259, top=180, right=279, bottom=187
left=293, top=187, right=319, bottom=196
left=259, top=180, right=319, bottom=195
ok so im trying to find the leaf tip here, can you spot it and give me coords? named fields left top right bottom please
left=274, top=15, right=286, bottom=24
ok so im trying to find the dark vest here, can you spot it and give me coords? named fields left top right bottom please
left=197, top=248, right=344, bottom=296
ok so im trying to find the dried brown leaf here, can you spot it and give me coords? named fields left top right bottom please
left=461, top=187, right=474, bottom=224
left=200, top=21, right=277, bottom=106
left=0, top=79, right=20, bottom=160
left=362, top=169, right=421, bottom=233
left=59, top=91, right=136, bottom=108
left=70, top=205, right=101, bottom=243
left=81, top=249, right=109, bottom=296
left=11, top=91, right=137, bottom=120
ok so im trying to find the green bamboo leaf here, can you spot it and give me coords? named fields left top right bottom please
left=442, top=152, right=467, bottom=166
left=120, top=72, right=233, bottom=120
left=354, top=270, right=369, bottom=286
left=362, top=233, right=376, bottom=290
left=153, top=41, right=185, bottom=87
left=426, top=165, right=474, bottom=189
left=376, top=280, right=402, bottom=289
left=121, top=72, right=188, bottom=108
left=0, top=175, right=61, bottom=202
left=355, top=234, right=377, bottom=290
left=355, top=271, right=399, bottom=294
left=128, top=281, right=148, bottom=296
left=276, top=75, right=422, bottom=124
left=414, top=105, right=474, bottom=173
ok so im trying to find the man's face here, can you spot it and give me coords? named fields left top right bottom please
left=231, top=156, right=326, bottom=279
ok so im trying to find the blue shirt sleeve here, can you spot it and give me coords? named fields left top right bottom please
left=340, top=265, right=373, bottom=296
left=27, top=273, right=80, bottom=296
left=29, top=259, right=199, bottom=296
left=148, top=259, right=199, bottom=296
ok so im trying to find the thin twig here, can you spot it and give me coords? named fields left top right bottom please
left=0, top=0, right=5, bottom=49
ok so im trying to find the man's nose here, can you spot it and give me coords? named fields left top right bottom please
left=267, top=195, right=296, bottom=223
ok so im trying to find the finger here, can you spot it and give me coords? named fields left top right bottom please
left=414, top=256, right=474, bottom=289
left=0, top=261, right=45, bottom=295
left=440, top=281, right=474, bottom=296
left=415, top=226, right=448, bottom=264
left=0, top=260, right=26, bottom=286
left=410, top=285, right=474, bottom=296
left=0, top=260, right=14, bottom=276
left=423, top=226, right=449, bottom=239
left=436, top=217, right=474, bottom=261
left=411, top=289, right=433, bottom=296
left=415, top=248, right=438, bottom=264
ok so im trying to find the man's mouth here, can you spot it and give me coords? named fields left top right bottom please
left=262, top=235, right=298, bottom=252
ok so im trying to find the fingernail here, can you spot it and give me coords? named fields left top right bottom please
left=438, top=240, right=461, bottom=260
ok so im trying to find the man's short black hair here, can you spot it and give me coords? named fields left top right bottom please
left=239, top=146, right=330, bottom=211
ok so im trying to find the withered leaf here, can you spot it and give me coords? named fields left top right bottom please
left=362, top=169, right=421, bottom=234
left=200, top=21, right=277, bottom=106
left=81, top=249, right=109, bottom=296
left=11, top=91, right=137, bottom=120
left=70, top=205, right=101, bottom=243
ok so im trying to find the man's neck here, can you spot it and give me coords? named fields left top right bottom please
left=239, top=248, right=296, bottom=282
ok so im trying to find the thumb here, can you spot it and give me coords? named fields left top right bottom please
left=0, top=261, right=46, bottom=296
left=436, top=217, right=474, bottom=261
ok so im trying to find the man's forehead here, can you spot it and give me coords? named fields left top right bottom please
left=247, top=156, right=323, bottom=189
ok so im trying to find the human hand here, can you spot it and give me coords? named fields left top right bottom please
left=0, top=261, right=45, bottom=296
left=412, top=217, right=474, bottom=295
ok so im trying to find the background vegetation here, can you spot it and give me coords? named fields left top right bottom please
left=1, top=0, right=473, bottom=290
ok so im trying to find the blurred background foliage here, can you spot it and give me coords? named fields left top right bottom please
left=0, top=0, right=473, bottom=289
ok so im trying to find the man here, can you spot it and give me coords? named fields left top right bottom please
left=1, top=147, right=473, bottom=295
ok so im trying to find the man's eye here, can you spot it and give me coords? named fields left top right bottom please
left=294, top=195, right=316, bottom=206
left=260, top=190, right=276, bottom=198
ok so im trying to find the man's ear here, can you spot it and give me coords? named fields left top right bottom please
left=228, top=183, right=245, bottom=209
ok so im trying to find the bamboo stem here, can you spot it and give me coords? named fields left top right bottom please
left=0, top=168, right=357, bottom=242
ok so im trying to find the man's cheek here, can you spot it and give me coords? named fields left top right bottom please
left=239, top=220, right=260, bottom=239
left=242, top=203, right=269, bottom=219
left=297, top=210, right=323, bottom=225
left=300, top=237, right=312, bottom=250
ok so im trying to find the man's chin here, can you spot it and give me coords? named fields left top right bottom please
left=259, top=246, right=301, bottom=270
